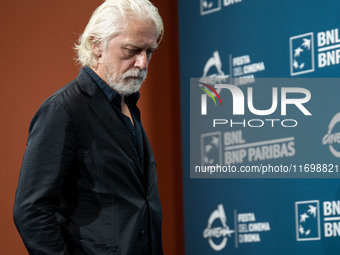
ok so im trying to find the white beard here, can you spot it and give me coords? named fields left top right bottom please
left=105, top=68, right=147, bottom=96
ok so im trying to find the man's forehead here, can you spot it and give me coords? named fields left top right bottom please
left=122, top=18, right=158, bottom=38
left=117, top=29, right=158, bottom=48
left=108, top=18, right=158, bottom=48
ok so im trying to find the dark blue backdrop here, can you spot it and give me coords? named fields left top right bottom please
left=178, top=0, right=340, bottom=254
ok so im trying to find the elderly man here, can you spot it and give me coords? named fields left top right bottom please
left=13, top=0, right=164, bottom=254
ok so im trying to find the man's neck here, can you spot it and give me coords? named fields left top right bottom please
left=121, top=95, right=135, bottom=126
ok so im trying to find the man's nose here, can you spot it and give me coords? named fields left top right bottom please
left=134, top=51, right=149, bottom=70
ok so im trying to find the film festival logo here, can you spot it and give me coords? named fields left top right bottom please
left=198, top=50, right=266, bottom=88
left=199, top=51, right=229, bottom=87
left=203, top=204, right=271, bottom=251
left=203, top=204, right=234, bottom=251
left=322, top=113, right=340, bottom=158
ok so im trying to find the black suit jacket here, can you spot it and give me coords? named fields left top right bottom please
left=13, top=68, right=163, bottom=255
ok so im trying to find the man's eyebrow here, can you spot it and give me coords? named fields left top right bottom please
left=123, top=43, right=158, bottom=51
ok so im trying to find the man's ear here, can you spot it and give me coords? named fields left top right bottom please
left=92, top=39, right=104, bottom=59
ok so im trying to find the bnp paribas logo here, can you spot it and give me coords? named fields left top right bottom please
left=295, top=200, right=321, bottom=241
left=200, top=0, right=243, bottom=15
left=289, top=33, right=315, bottom=76
left=289, top=28, right=340, bottom=76
left=200, top=0, right=221, bottom=15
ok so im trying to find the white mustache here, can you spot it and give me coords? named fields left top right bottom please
left=122, top=69, right=147, bottom=80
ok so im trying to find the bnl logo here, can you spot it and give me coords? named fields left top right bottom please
left=201, top=132, right=222, bottom=166
left=295, top=200, right=321, bottom=241
left=290, top=33, right=315, bottom=76
left=200, top=0, right=221, bottom=15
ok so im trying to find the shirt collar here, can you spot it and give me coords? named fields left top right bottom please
left=84, top=66, right=140, bottom=106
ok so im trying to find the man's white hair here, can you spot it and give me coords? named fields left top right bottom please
left=75, top=0, right=164, bottom=67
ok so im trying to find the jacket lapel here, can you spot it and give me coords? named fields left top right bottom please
left=141, top=126, right=157, bottom=195
left=77, top=69, right=145, bottom=184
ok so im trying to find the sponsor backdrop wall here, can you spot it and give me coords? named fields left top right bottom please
left=178, top=0, right=340, bottom=254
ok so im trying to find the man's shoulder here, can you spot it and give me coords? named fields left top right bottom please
left=43, top=68, right=96, bottom=109
left=28, top=69, right=99, bottom=131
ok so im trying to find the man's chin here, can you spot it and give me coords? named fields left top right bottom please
left=106, top=77, right=143, bottom=96
left=116, top=85, right=142, bottom=96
